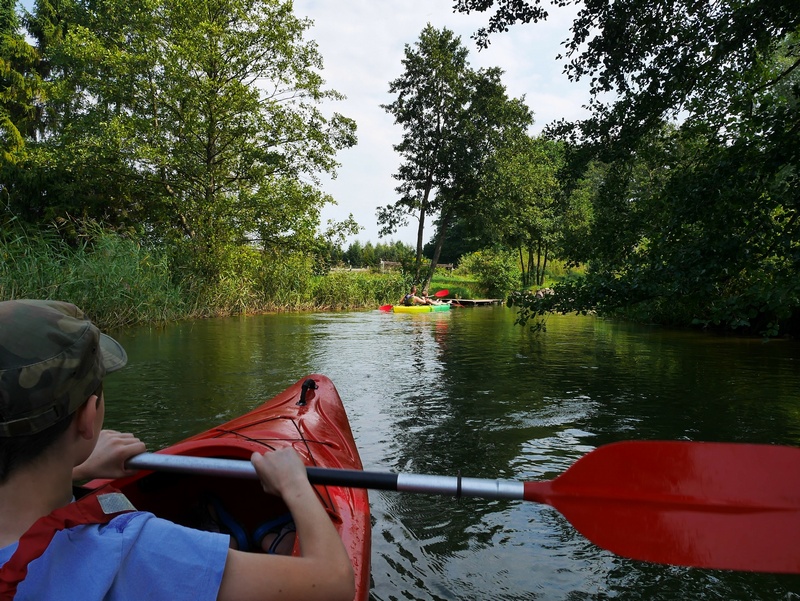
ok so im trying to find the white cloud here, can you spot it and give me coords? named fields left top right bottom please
left=294, top=0, right=593, bottom=247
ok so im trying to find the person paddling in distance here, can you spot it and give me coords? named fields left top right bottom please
left=400, top=284, right=435, bottom=306
left=0, top=299, right=355, bottom=601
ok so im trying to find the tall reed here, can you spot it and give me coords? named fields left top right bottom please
left=1, top=223, right=414, bottom=326
left=311, top=271, right=406, bottom=310
left=0, top=223, right=185, bottom=329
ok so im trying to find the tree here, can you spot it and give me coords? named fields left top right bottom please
left=421, top=218, right=483, bottom=265
left=379, top=25, right=472, bottom=281
left=479, top=135, right=566, bottom=287
left=381, top=25, right=532, bottom=291
left=343, top=240, right=363, bottom=268
left=421, top=66, right=532, bottom=291
left=457, top=0, right=800, bottom=335
left=456, top=0, right=798, bottom=164
left=6, top=0, right=356, bottom=280
left=0, top=0, right=39, bottom=166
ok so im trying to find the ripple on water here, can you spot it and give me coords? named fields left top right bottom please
left=106, top=309, right=800, bottom=601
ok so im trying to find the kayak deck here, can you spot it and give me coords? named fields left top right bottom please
left=87, top=374, right=370, bottom=601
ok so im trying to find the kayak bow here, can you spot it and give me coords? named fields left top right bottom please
left=89, top=375, right=371, bottom=600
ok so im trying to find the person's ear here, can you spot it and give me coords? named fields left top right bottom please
left=74, top=395, right=100, bottom=441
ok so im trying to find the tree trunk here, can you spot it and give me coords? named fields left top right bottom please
left=422, top=212, right=452, bottom=293
left=541, top=245, right=549, bottom=286
left=518, top=246, right=527, bottom=287
left=527, top=246, right=535, bottom=288
left=414, top=174, right=434, bottom=281
left=414, top=207, right=426, bottom=281
left=536, top=240, right=543, bottom=286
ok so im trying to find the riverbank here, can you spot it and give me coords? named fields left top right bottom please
left=0, top=222, right=581, bottom=331
left=1, top=224, right=488, bottom=329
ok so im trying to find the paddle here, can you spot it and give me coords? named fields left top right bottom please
left=379, top=304, right=392, bottom=312
left=125, top=440, right=800, bottom=574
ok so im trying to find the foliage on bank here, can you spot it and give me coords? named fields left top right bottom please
left=0, top=222, right=185, bottom=329
left=0, top=223, right=407, bottom=329
left=2, top=0, right=358, bottom=299
left=457, top=1, right=800, bottom=337
left=455, top=250, right=519, bottom=299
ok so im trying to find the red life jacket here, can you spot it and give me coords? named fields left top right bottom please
left=0, top=486, right=136, bottom=600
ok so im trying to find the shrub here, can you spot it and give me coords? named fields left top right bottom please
left=457, top=250, right=520, bottom=298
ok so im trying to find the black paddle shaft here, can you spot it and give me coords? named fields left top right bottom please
left=307, top=467, right=398, bottom=490
left=127, top=454, right=400, bottom=490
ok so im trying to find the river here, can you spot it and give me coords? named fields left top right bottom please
left=104, top=306, right=800, bottom=600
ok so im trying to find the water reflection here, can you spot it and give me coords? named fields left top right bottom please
left=104, top=307, right=800, bottom=600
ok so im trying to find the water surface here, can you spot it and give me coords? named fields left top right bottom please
left=104, top=307, right=800, bottom=600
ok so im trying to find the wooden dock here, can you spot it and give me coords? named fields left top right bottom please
left=450, top=298, right=503, bottom=307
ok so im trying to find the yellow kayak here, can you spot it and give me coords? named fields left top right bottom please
left=392, top=303, right=451, bottom=313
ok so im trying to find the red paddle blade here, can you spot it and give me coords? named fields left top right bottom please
left=379, top=305, right=393, bottom=312
left=433, top=289, right=449, bottom=298
left=524, top=441, right=800, bottom=573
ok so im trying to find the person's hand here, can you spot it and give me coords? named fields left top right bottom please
left=73, top=429, right=147, bottom=481
left=251, top=447, right=310, bottom=498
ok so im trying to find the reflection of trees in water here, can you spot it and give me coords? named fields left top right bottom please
left=109, top=313, right=322, bottom=447
left=382, top=313, right=601, bottom=568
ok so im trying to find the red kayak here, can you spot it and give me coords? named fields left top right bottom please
left=86, top=374, right=371, bottom=601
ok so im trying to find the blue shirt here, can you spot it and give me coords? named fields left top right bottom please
left=0, top=511, right=229, bottom=600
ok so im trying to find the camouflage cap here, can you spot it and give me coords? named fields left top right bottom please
left=0, top=299, right=127, bottom=437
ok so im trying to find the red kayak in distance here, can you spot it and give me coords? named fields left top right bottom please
left=86, top=375, right=371, bottom=601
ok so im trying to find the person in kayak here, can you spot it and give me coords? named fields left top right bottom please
left=400, top=285, right=435, bottom=306
left=0, top=299, right=355, bottom=601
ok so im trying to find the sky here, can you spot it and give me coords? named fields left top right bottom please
left=292, top=0, right=592, bottom=247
